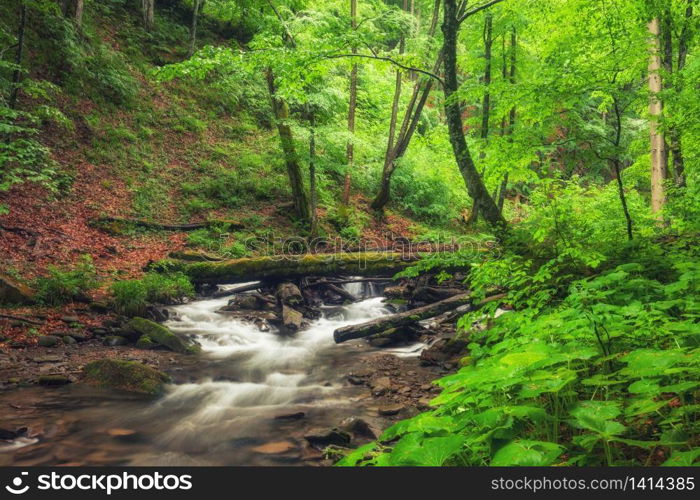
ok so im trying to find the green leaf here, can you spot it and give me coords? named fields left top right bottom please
left=491, top=440, right=564, bottom=466
left=661, top=449, right=700, bottom=466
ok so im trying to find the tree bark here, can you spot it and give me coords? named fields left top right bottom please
left=9, top=2, right=26, bottom=110
left=265, top=69, right=311, bottom=222
left=61, top=0, right=84, bottom=26
left=647, top=17, right=668, bottom=214
left=344, top=0, right=358, bottom=206
left=142, top=0, right=155, bottom=31
left=371, top=0, right=442, bottom=211
left=188, top=0, right=202, bottom=58
left=442, top=0, right=505, bottom=230
left=308, top=110, right=319, bottom=237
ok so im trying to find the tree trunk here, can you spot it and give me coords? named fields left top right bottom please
left=172, top=252, right=422, bottom=284
left=142, top=0, right=155, bottom=31
left=344, top=0, right=358, bottom=206
left=647, top=17, right=668, bottom=214
left=442, top=0, right=505, bottom=230
left=188, top=0, right=202, bottom=58
left=371, top=0, right=442, bottom=211
left=265, top=69, right=311, bottom=222
left=309, top=111, right=319, bottom=237
left=9, top=2, right=26, bottom=110
left=62, top=0, right=84, bottom=26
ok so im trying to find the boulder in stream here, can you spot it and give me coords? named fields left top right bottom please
left=127, top=317, right=201, bottom=354
left=82, top=359, right=170, bottom=395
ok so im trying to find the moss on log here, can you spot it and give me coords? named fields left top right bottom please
left=166, top=252, right=419, bottom=284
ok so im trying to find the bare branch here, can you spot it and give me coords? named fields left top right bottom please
left=458, top=0, right=507, bottom=23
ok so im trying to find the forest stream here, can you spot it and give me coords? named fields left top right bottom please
left=0, top=280, right=436, bottom=466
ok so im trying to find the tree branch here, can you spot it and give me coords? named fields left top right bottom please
left=323, top=53, right=444, bottom=86
left=458, top=0, right=507, bottom=23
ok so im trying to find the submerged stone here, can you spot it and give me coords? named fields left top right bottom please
left=82, top=359, right=170, bottom=395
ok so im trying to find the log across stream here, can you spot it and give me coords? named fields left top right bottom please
left=0, top=280, right=448, bottom=466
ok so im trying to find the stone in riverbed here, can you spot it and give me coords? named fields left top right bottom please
left=38, top=335, right=60, bottom=347
left=127, top=317, right=200, bottom=354
left=38, top=375, right=71, bottom=386
left=378, top=404, right=405, bottom=416
left=251, top=441, right=297, bottom=454
left=304, top=428, right=351, bottom=448
left=62, top=336, right=77, bottom=345
left=279, top=305, right=303, bottom=335
left=82, top=359, right=170, bottom=395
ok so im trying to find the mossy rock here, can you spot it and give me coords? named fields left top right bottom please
left=82, top=359, right=170, bottom=395
left=0, top=273, right=35, bottom=305
left=135, top=335, right=157, bottom=349
left=103, top=335, right=129, bottom=346
left=128, top=317, right=200, bottom=354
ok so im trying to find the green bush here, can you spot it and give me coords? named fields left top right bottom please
left=34, top=256, right=99, bottom=305
left=111, top=272, right=194, bottom=316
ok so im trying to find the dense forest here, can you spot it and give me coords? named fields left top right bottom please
left=0, top=0, right=699, bottom=469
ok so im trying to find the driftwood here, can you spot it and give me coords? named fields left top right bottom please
left=333, top=293, right=507, bottom=343
left=169, top=252, right=421, bottom=284
left=210, top=282, right=262, bottom=298
left=93, top=216, right=244, bottom=232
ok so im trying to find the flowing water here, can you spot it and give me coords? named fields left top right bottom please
left=0, top=281, right=423, bottom=466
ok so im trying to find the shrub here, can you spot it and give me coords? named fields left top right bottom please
left=111, top=272, right=194, bottom=316
left=34, top=256, right=99, bottom=305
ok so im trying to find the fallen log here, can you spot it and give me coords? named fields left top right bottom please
left=324, top=283, right=357, bottom=302
left=92, top=216, right=244, bottom=232
left=167, top=252, right=420, bottom=284
left=333, top=293, right=506, bottom=343
left=210, top=282, right=262, bottom=298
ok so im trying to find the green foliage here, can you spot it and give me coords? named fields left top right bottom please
left=110, top=272, right=194, bottom=316
left=343, top=249, right=700, bottom=466
left=34, top=255, right=99, bottom=305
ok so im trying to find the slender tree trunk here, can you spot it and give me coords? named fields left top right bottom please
left=371, top=0, right=442, bottom=211
left=612, top=99, right=634, bottom=241
left=9, top=2, right=27, bottom=110
left=647, top=17, right=668, bottom=214
left=442, top=0, right=505, bottom=230
left=309, top=112, right=319, bottom=237
left=343, top=0, right=358, bottom=206
left=188, top=0, right=202, bottom=58
left=61, top=0, right=84, bottom=26
left=142, top=0, right=155, bottom=31
left=467, top=13, right=493, bottom=226
left=265, top=69, right=311, bottom=222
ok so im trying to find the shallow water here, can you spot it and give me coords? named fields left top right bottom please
left=0, top=282, right=422, bottom=466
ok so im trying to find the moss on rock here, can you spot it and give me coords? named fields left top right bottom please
left=128, top=317, right=201, bottom=354
left=82, top=359, right=170, bottom=395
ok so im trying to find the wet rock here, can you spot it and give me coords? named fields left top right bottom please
left=251, top=441, right=296, bottom=454
left=224, top=294, right=263, bottom=311
left=276, top=282, right=303, bottom=307
left=338, top=417, right=379, bottom=440
left=279, top=305, right=303, bottom=335
left=82, top=359, right=170, bottom=395
left=274, top=412, right=305, bottom=421
left=0, top=427, right=27, bottom=440
left=103, top=335, right=129, bottom=346
left=378, top=404, right=404, bottom=416
left=304, top=428, right=351, bottom=448
left=68, top=331, right=90, bottom=342
left=145, top=306, right=169, bottom=323
left=370, top=376, right=394, bottom=395
left=0, top=273, right=35, bottom=305
left=347, top=375, right=366, bottom=386
left=254, top=318, right=270, bottom=332
left=38, top=335, right=61, bottom=348
left=135, top=335, right=158, bottom=349
left=106, top=428, right=141, bottom=443
left=38, top=375, right=71, bottom=386
left=419, top=338, right=468, bottom=366
left=62, top=336, right=77, bottom=345
left=368, top=337, right=393, bottom=348
left=128, top=317, right=200, bottom=354
left=301, top=444, right=324, bottom=461
left=384, top=285, right=409, bottom=299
